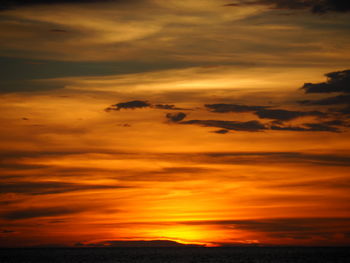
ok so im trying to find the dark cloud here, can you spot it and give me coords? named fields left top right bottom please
left=166, top=112, right=187, bottom=122
left=337, top=106, right=350, bottom=115
left=323, top=120, right=345, bottom=126
left=302, top=69, right=350, bottom=94
left=213, top=129, right=229, bottom=134
left=181, top=119, right=266, bottom=132
left=236, top=0, right=350, bottom=13
left=117, top=166, right=218, bottom=182
left=205, top=103, right=267, bottom=113
left=205, top=103, right=325, bottom=121
left=151, top=166, right=215, bottom=174
left=202, top=151, right=350, bottom=166
left=1, top=229, right=15, bottom=234
left=76, top=240, right=202, bottom=247
left=0, top=163, right=48, bottom=170
left=50, top=29, right=68, bottom=33
left=311, top=0, right=350, bottom=13
left=105, top=100, right=151, bottom=111
left=270, top=125, right=311, bottom=131
left=2, top=0, right=349, bottom=14
left=105, top=101, right=190, bottom=112
left=0, top=181, right=128, bottom=195
left=303, top=122, right=341, bottom=132
left=255, top=108, right=325, bottom=121
left=0, top=0, right=115, bottom=10
left=299, top=94, right=350, bottom=106
left=270, top=178, right=350, bottom=189
left=181, top=217, right=350, bottom=236
left=1, top=206, right=85, bottom=220
left=153, top=104, right=190, bottom=110
left=179, top=117, right=339, bottom=133
left=271, top=122, right=340, bottom=132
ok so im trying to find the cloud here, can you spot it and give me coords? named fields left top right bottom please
left=50, top=29, right=68, bottom=33
left=181, top=119, right=266, bottom=132
left=1, top=229, right=16, bottom=234
left=255, top=108, right=325, bottom=121
left=166, top=112, right=187, bottom=122
left=201, top=151, right=350, bottom=166
left=205, top=103, right=325, bottom=121
left=105, top=101, right=189, bottom=112
left=76, top=239, right=203, bottom=247
left=270, top=122, right=340, bottom=132
left=181, top=217, right=350, bottom=237
left=236, top=0, right=350, bottom=13
left=270, top=178, right=350, bottom=189
left=175, top=116, right=339, bottom=133
left=116, top=166, right=218, bottom=182
left=303, top=122, right=341, bottom=132
left=153, top=104, right=190, bottom=110
left=105, top=100, right=151, bottom=111
left=205, top=103, right=267, bottom=113
left=311, top=0, right=350, bottom=13
left=0, top=0, right=116, bottom=10
left=213, top=129, right=229, bottom=134
left=0, top=181, right=128, bottom=195
left=301, top=69, right=350, bottom=93
left=337, top=106, right=350, bottom=115
left=1, top=206, right=85, bottom=220
left=323, top=120, right=346, bottom=126
left=299, top=94, right=350, bottom=106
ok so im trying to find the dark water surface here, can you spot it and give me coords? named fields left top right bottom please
left=0, top=247, right=349, bottom=263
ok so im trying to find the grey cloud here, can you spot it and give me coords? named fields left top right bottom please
left=0, top=181, right=128, bottom=195
left=105, top=100, right=151, bottom=111
left=302, top=69, right=350, bottom=94
left=181, top=119, right=266, bottom=132
left=166, top=112, right=187, bottom=122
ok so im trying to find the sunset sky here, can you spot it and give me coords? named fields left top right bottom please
left=0, top=0, right=350, bottom=247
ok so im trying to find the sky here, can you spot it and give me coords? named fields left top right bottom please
left=0, top=0, right=350, bottom=247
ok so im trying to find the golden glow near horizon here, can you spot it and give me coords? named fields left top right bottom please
left=0, top=0, right=350, bottom=247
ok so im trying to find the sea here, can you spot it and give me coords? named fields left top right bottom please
left=0, top=247, right=349, bottom=263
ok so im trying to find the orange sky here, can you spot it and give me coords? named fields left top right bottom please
left=0, top=0, right=350, bottom=247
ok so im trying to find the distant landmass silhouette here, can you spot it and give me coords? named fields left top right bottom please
left=76, top=240, right=204, bottom=247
